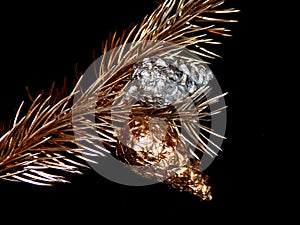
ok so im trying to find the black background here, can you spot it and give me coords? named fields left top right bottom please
left=0, top=0, right=278, bottom=222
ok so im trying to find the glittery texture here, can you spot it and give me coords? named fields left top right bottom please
left=125, top=56, right=213, bottom=107
left=116, top=115, right=212, bottom=200
left=165, top=159, right=212, bottom=200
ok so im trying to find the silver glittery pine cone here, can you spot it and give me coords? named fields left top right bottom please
left=124, top=56, right=213, bottom=107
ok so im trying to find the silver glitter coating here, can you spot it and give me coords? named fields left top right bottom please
left=124, top=56, right=214, bottom=107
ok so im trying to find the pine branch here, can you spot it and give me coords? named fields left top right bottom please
left=0, top=75, right=103, bottom=185
left=102, top=0, right=239, bottom=60
left=0, top=0, right=238, bottom=196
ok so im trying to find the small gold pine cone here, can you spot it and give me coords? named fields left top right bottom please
left=115, top=115, right=212, bottom=200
